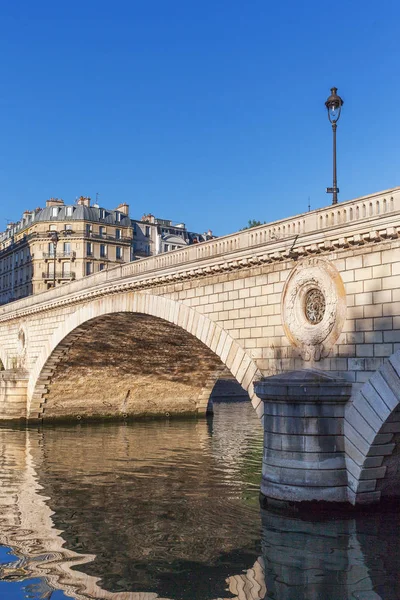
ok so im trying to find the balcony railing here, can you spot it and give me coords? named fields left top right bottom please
left=42, top=272, right=76, bottom=281
left=84, top=231, right=131, bottom=242
left=43, top=251, right=76, bottom=260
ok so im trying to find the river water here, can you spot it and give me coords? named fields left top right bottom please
left=0, top=402, right=399, bottom=600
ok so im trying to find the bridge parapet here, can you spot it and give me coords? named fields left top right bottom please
left=0, top=187, right=399, bottom=324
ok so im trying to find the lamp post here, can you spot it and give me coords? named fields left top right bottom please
left=325, top=86, right=344, bottom=205
left=48, top=231, right=59, bottom=288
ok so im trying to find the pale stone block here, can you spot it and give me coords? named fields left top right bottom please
left=215, top=329, right=228, bottom=357
left=250, top=286, right=262, bottom=297
left=235, top=353, right=252, bottom=384
left=273, top=281, right=285, bottom=293
left=364, top=331, right=382, bottom=344
left=356, top=344, right=374, bottom=357
left=392, top=262, right=400, bottom=275
left=382, top=249, right=398, bottom=264
left=354, top=267, right=372, bottom=281
left=338, top=344, right=355, bottom=356
left=364, top=278, right=382, bottom=292
left=384, top=330, right=400, bottom=343
left=373, top=264, right=391, bottom=278
left=233, top=278, right=245, bottom=290
left=244, top=297, right=256, bottom=307
left=267, top=272, right=280, bottom=283
left=346, top=256, right=363, bottom=270
left=233, top=299, right=245, bottom=309
left=373, top=343, right=393, bottom=357
left=347, top=306, right=364, bottom=319
left=374, top=317, right=393, bottom=330
left=341, top=270, right=354, bottom=283
left=382, top=274, right=400, bottom=290
left=355, top=318, right=373, bottom=331
left=250, top=327, right=262, bottom=338
left=382, top=301, right=400, bottom=316
left=364, top=304, right=383, bottom=318
left=363, top=252, right=382, bottom=267
left=238, top=288, right=250, bottom=298
left=227, top=344, right=245, bottom=373
left=209, top=326, right=222, bottom=354
left=233, top=318, right=245, bottom=329
left=355, top=292, right=373, bottom=306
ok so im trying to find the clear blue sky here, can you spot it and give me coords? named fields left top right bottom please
left=0, top=0, right=399, bottom=236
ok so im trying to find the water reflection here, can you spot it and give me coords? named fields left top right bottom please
left=0, top=404, right=398, bottom=599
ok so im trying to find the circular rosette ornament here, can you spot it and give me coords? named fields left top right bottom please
left=282, top=258, right=346, bottom=361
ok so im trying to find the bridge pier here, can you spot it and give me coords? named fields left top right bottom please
left=255, top=371, right=352, bottom=506
left=0, top=370, right=28, bottom=422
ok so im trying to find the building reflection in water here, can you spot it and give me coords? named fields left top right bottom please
left=0, top=404, right=398, bottom=600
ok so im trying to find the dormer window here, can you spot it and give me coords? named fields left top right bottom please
left=51, top=207, right=59, bottom=217
left=66, top=206, right=73, bottom=217
left=100, top=209, right=105, bottom=219
left=116, top=212, right=122, bottom=222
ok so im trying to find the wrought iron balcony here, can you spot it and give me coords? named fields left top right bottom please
left=42, top=272, right=76, bottom=281
left=43, top=251, right=76, bottom=260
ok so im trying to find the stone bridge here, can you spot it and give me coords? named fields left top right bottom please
left=0, top=186, right=400, bottom=506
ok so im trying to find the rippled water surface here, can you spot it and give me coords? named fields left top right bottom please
left=0, top=402, right=399, bottom=600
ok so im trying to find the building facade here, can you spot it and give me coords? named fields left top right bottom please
left=131, top=213, right=214, bottom=260
left=0, top=197, right=132, bottom=305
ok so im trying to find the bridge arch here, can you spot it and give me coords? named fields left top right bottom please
left=344, top=350, right=400, bottom=504
left=28, top=292, right=261, bottom=421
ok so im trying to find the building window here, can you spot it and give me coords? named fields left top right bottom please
left=51, top=207, right=59, bottom=217
left=99, top=209, right=105, bottom=219
left=63, top=242, right=71, bottom=255
left=116, top=228, right=121, bottom=240
left=164, top=244, right=169, bottom=252
left=62, top=262, right=70, bottom=277
left=65, top=224, right=72, bottom=231
left=86, top=262, right=93, bottom=276
left=49, top=224, right=57, bottom=231
left=116, top=212, right=122, bottom=222
left=116, top=246, right=122, bottom=260
left=66, top=206, right=73, bottom=217
left=100, top=244, right=107, bottom=258
left=48, top=242, right=55, bottom=256
left=145, top=226, right=150, bottom=237
left=86, top=224, right=92, bottom=236
left=86, top=242, right=93, bottom=256
left=99, top=226, right=106, bottom=237
left=99, top=263, right=105, bottom=271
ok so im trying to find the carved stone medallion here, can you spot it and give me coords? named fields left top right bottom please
left=282, top=258, right=346, bottom=361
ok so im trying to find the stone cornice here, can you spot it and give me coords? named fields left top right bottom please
left=0, top=213, right=398, bottom=324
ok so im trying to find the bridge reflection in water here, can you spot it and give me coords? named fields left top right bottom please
left=0, top=404, right=398, bottom=600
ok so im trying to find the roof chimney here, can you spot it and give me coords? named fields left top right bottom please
left=77, top=196, right=91, bottom=207
left=46, top=198, right=65, bottom=207
left=116, top=203, right=129, bottom=216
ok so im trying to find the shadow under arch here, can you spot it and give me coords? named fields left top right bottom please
left=344, top=349, right=400, bottom=504
left=27, top=292, right=261, bottom=421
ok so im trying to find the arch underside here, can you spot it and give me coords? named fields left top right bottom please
left=345, top=350, right=400, bottom=504
left=34, top=313, right=229, bottom=421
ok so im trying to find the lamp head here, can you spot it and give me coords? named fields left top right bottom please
left=325, top=87, right=343, bottom=123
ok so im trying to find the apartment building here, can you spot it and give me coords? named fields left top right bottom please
left=0, top=196, right=132, bottom=305
left=132, top=214, right=214, bottom=259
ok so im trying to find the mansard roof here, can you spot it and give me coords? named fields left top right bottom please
left=34, top=205, right=131, bottom=227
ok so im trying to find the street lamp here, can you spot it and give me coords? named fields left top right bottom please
left=325, top=86, right=344, bottom=205
left=48, top=231, right=59, bottom=289
left=47, top=229, right=73, bottom=289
